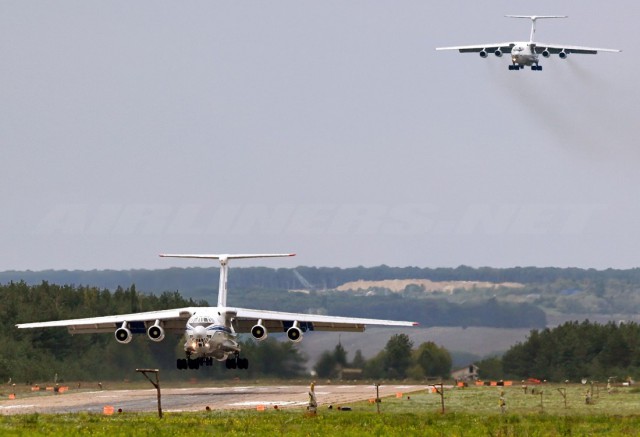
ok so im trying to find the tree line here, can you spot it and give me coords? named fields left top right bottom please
left=0, top=281, right=306, bottom=383
left=6, top=265, right=640, bottom=295
left=0, top=281, right=457, bottom=384
left=314, top=334, right=452, bottom=380
left=475, top=320, right=640, bottom=382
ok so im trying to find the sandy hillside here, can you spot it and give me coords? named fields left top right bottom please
left=335, top=279, right=524, bottom=294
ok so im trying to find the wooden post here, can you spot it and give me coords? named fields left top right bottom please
left=375, top=383, right=381, bottom=414
left=539, top=390, right=544, bottom=413
left=136, top=369, right=162, bottom=418
left=433, top=383, right=445, bottom=414
left=557, top=388, right=567, bottom=409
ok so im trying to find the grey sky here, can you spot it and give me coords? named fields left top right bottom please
left=1, top=1, right=637, bottom=271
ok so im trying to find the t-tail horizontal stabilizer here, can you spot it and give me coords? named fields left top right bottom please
left=159, top=253, right=295, bottom=307
left=505, top=15, right=568, bottom=42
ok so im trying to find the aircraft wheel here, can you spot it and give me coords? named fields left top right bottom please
left=177, top=359, right=186, bottom=370
left=238, top=358, right=249, bottom=370
left=508, top=65, right=514, bottom=70
left=226, top=358, right=237, bottom=369
left=188, top=358, right=200, bottom=370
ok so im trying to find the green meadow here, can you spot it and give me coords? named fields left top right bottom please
left=2, top=383, right=640, bottom=436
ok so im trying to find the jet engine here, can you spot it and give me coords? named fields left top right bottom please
left=286, top=326, right=303, bottom=343
left=494, top=49, right=503, bottom=57
left=115, top=325, right=133, bottom=344
left=559, top=50, right=568, bottom=59
left=147, top=321, right=165, bottom=342
left=542, top=49, right=551, bottom=58
left=479, top=50, right=488, bottom=58
left=250, top=322, right=268, bottom=341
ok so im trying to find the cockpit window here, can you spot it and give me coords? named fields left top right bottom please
left=188, top=315, right=214, bottom=327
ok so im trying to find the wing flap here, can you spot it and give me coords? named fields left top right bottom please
left=230, top=307, right=417, bottom=334
left=16, top=307, right=199, bottom=334
left=436, top=43, right=515, bottom=53
left=534, top=42, right=621, bottom=54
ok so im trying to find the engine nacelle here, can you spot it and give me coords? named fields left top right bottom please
left=286, top=326, right=303, bottom=343
left=250, top=324, right=268, bottom=341
left=115, top=327, right=133, bottom=344
left=479, top=50, right=488, bottom=58
left=542, top=49, right=551, bottom=58
left=494, top=49, right=503, bottom=57
left=147, top=323, right=165, bottom=342
left=559, top=50, right=568, bottom=59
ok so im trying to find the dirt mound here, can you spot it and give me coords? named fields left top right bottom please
left=335, top=279, right=523, bottom=294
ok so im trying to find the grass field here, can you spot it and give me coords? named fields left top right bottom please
left=2, top=383, right=640, bottom=436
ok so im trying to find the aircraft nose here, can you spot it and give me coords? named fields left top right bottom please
left=194, top=325, right=207, bottom=338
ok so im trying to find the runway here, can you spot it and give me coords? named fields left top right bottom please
left=0, top=384, right=427, bottom=415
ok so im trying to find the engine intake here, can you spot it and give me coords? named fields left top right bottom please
left=250, top=323, right=268, bottom=341
left=479, top=50, right=488, bottom=58
left=494, top=49, right=503, bottom=57
left=147, top=321, right=165, bottom=342
left=115, top=326, right=132, bottom=344
left=559, top=50, right=568, bottom=59
left=542, top=49, right=551, bottom=58
left=286, top=326, right=303, bottom=343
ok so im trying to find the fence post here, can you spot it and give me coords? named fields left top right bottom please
left=136, top=368, right=162, bottom=418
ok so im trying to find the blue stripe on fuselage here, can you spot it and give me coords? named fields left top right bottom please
left=207, top=325, right=233, bottom=334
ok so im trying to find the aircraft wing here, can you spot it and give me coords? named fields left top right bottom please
left=229, top=307, right=418, bottom=333
left=533, top=42, right=621, bottom=55
left=15, top=307, right=201, bottom=334
left=436, top=42, right=515, bottom=53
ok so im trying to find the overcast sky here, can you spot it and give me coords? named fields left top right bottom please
left=1, top=1, right=638, bottom=271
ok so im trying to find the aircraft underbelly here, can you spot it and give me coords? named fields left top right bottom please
left=184, top=330, right=239, bottom=359
left=512, top=54, right=537, bottom=65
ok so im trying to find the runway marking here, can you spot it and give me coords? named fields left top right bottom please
left=0, top=405, right=35, bottom=410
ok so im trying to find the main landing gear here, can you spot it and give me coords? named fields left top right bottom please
left=226, top=354, right=249, bottom=370
left=509, top=64, right=542, bottom=71
left=176, top=354, right=249, bottom=370
left=176, top=356, right=214, bottom=370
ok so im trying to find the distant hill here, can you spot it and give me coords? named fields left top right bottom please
left=4, top=264, right=640, bottom=295
left=4, top=264, right=640, bottom=323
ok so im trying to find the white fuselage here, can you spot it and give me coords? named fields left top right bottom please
left=511, top=42, right=538, bottom=66
left=184, top=311, right=239, bottom=361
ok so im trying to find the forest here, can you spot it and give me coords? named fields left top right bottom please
left=0, top=282, right=453, bottom=383
left=3, top=264, right=640, bottom=315
left=1, top=281, right=638, bottom=383
left=476, top=320, right=640, bottom=382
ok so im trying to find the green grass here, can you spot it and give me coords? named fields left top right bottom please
left=2, top=384, right=640, bottom=436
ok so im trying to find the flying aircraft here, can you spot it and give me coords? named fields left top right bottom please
left=16, top=253, right=418, bottom=370
left=436, top=15, right=620, bottom=71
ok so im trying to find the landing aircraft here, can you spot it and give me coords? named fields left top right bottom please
left=16, top=253, right=418, bottom=370
left=436, top=15, right=620, bottom=71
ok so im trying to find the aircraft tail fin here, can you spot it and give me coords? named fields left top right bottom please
left=505, top=15, right=568, bottom=42
left=159, top=253, right=295, bottom=307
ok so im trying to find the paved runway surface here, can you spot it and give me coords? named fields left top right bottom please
left=0, top=384, right=428, bottom=415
